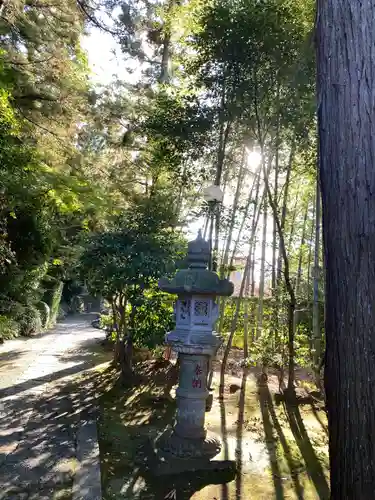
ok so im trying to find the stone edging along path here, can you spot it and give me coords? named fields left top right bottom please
left=72, top=413, right=102, bottom=500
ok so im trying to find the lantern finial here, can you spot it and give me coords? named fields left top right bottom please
left=187, top=231, right=210, bottom=269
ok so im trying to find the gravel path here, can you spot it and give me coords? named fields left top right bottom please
left=0, top=315, right=105, bottom=500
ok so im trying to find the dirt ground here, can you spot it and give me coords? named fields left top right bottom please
left=96, top=348, right=329, bottom=500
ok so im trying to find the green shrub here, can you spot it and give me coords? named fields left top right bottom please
left=100, top=313, right=113, bottom=330
left=18, top=305, right=42, bottom=337
left=1, top=301, right=26, bottom=331
left=152, top=345, right=166, bottom=361
left=0, top=315, right=20, bottom=340
left=132, top=290, right=174, bottom=349
left=97, top=289, right=174, bottom=348
left=36, top=301, right=50, bottom=329
left=0, top=299, right=24, bottom=317
left=99, top=313, right=115, bottom=340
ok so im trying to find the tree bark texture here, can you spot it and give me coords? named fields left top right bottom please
left=317, top=2, right=375, bottom=497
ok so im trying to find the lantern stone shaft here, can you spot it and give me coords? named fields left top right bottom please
left=157, top=231, right=234, bottom=464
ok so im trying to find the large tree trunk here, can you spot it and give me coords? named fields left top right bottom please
left=212, top=121, right=231, bottom=272
left=159, top=31, right=171, bottom=84
left=287, top=195, right=299, bottom=254
left=317, top=2, right=375, bottom=497
left=218, top=156, right=245, bottom=331
left=111, top=298, right=121, bottom=363
left=249, top=241, right=257, bottom=343
left=274, top=145, right=295, bottom=346
left=159, top=0, right=177, bottom=84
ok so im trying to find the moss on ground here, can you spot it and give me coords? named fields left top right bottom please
left=97, top=363, right=330, bottom=500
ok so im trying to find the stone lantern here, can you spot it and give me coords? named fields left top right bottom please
left=156, top=230, right=234, bottom=469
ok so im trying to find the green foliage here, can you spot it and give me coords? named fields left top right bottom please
left=17, top=305, right=42, bottom=337
left=0, top=1, right=116, bottom=341
left=100, top=313, right=114, bottom=332
left=57, top=304, right=68, bottom=321
left=152, top=345, right=167, bottom=361
left=80, top=193, right=185, bottom=300
left=137, top=89, right=213, bottom=184
left=80, top=192, right=184, bottom=355
left=294, top=325, right=312, bottom=368
left=221, top=297, right=272, bottom=341
left=248, top=333, right=282, bottom=368
left=62, top=280, right=84, bottom=307
left=220, top=296, right=321, bottom=369
left=132, top=289, right=174, bottom=348
left=0, top=315, right=20, bottom=340
left=99, top=288, right=174, bottom=349
left=0, top=0, right=89, bottom=164
left=0, top=0, right=319, bottom=377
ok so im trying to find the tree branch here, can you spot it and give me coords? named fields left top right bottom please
left=76, top=0, right=125, bottom=38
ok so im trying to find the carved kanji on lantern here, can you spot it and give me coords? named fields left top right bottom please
left=192, top=378, right=202, bottom=389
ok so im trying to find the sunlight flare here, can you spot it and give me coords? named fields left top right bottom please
left=246, top=149, right=262, bottom=169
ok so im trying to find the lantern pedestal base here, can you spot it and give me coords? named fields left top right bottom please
left=155, top=428, right=221, bottom=462
left=151, top=428, right=232, bottom=476
left=151, top=456, right=236, bottom=477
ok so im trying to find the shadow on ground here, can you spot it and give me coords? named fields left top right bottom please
left=99, top=363, right=330, bottom=500
left=0, top=350, right=27, bottom=372
left=0, top=317, right=112, bottom=500
left=98, top=361, right=236, bottom=500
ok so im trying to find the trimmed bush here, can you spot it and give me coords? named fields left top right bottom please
left=0, top=315, right=20, bottom=340
left=18, top=305, right=42, bottom=337
left=0, top=300, right=24, bottom=318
